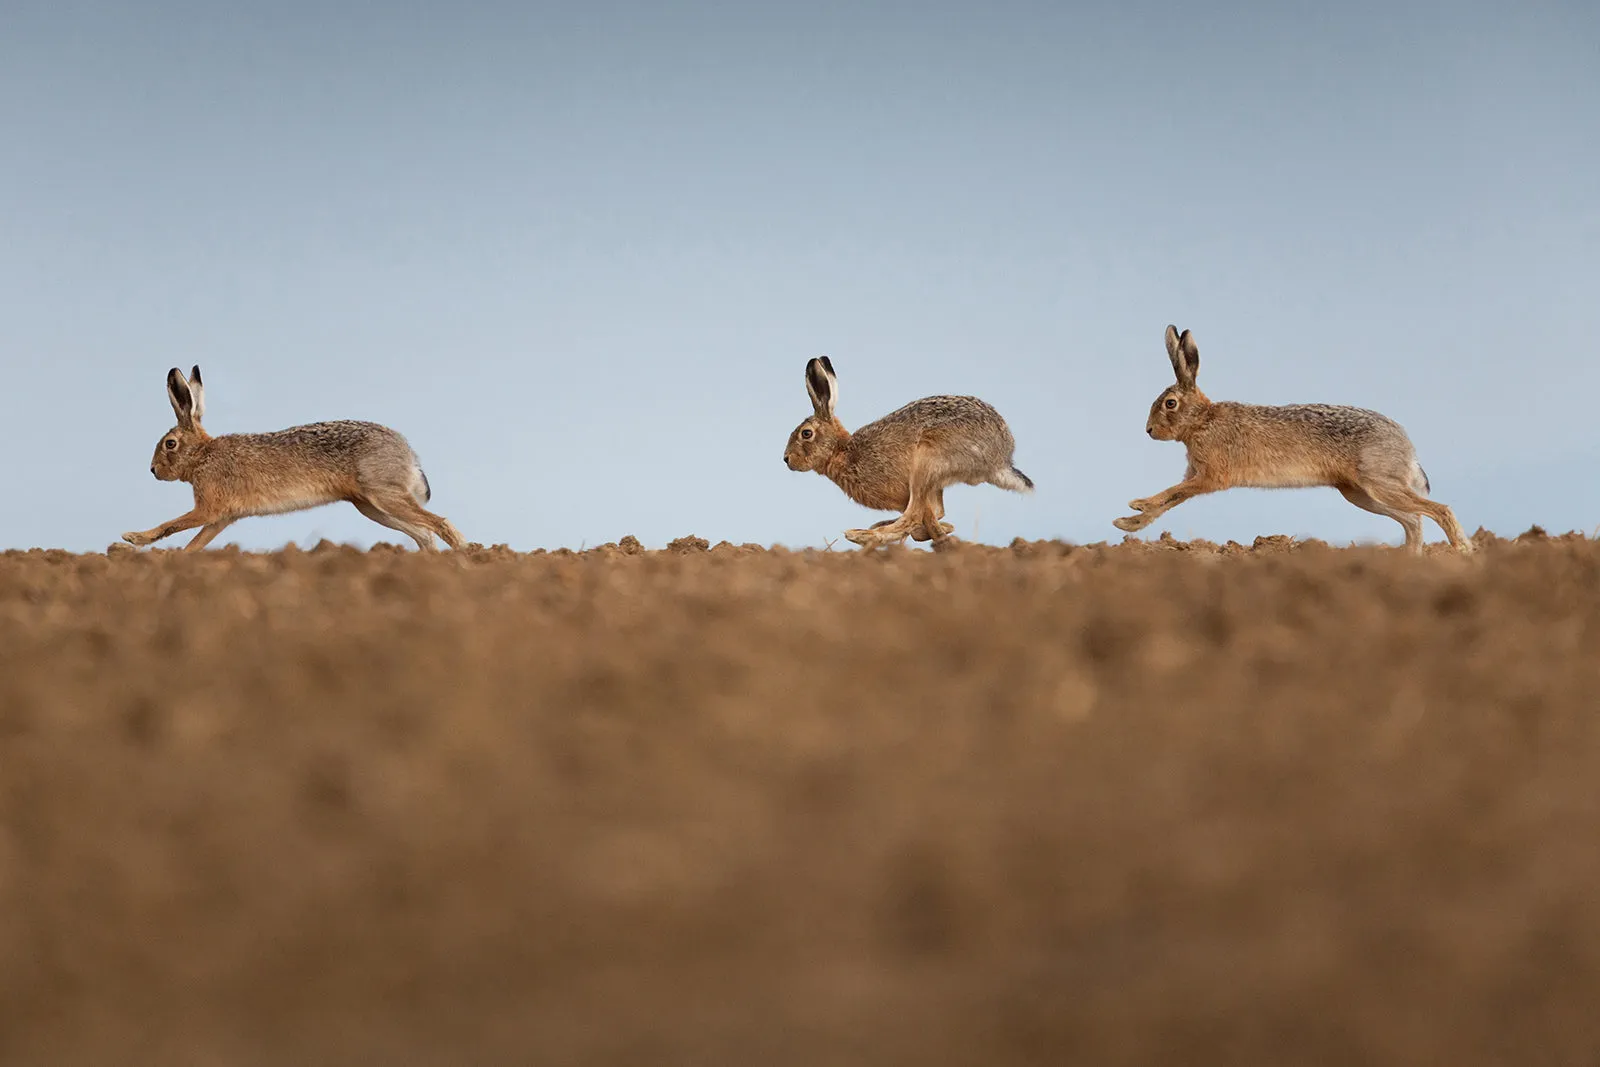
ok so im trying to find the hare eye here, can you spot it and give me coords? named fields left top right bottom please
left=800, top=428, right=814, bottom=440
left=165, top=438, right=178, bottom=449
left=1164, top=398, right=1179, bottom=411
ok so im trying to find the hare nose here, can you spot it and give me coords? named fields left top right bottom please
left=150, top=466, right=157, bottom=476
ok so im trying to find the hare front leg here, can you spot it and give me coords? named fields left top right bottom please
left=845, top=496, right=927, bottom=549
left=1113, top=479, right=1214, bottom=532
left=846, top=454, right=948, bottom=548
left=184, top=518, right=238, bottom=551
left=123, top=508, right=216, bottom=547
left=844, top=520, right=910, bottom=548
left=842, top=517, right=905, bottom=545
left=910, top=487, right=954, bottom=542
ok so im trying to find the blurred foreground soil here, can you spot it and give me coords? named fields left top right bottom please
left=2, top=530, right=1599, bottom=1066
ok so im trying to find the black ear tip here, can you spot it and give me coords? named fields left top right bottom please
left=191, top=365, right=202, bottom=383
left=821, top=355, right=835, bottom=374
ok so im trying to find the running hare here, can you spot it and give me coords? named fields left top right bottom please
left=123, top=366, right=466, bottom=552
left=783, top=357, right=1033, bottom=548
left=1113, top=326, right=1472, bottom=554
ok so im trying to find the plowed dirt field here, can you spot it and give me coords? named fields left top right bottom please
left=3, top=530, right=1598, bottom=1065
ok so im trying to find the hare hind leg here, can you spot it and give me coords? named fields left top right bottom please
left=352, top=496, right=438, bottom=552
left=422, top=511, right=467, bottom=550
left=845, top=448, right=949, bottom=548
left=910, top=487, right=953, bottom=543
left=1366, top=483, right=1474, bottom=554
left=1338, top=485, right=1423, bottom=553
left=364, top=489, right=466, bottom=551
left=911, top=448, right=962, bottom=542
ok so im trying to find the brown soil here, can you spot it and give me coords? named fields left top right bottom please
left=3, top=529, right=1598, bottom=1065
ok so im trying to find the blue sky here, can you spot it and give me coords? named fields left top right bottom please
left=3, top=0, right=1596, bottom=551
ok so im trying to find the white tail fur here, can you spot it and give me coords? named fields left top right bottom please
left=989, top=466, right=1035, bottom=494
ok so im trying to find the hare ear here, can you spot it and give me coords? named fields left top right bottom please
left=1164, top=325, right=1186, bottom=382
left=805, top=357, right=837, bottom=417
left=1178, top=330, right=1200, bottom=383
left=167, top=367, right=196, bottom=430
left=188, top=365, right=206, bottom=423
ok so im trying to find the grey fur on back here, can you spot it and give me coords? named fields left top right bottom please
left=872, top=395, right=1009, bottom=430
left=1226, top=402, right=1420, bottom=478
left=231, top=420, right=428, bottom=500
left=858, top=395, right=1015, bottom=453
left=236, top=419, right=407, bottom=452
left=856, top=395, right=1022, bottom=484
left=1249, top=403, right=1406, bottom=440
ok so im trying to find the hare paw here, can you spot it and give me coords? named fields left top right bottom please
left=121, top=531, right=153, bottom=547
left=1112, top=514, right=1150, bottom=533
left=846, top=526, right=905, bottom=549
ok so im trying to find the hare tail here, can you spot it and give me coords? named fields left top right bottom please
left=990, top=465, right=1035, bottom=494
left=1412, top=462, right=1430, bottom=496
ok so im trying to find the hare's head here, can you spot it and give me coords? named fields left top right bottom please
left=1145, top=325, right=1210, bottom=441
left=149, top=366, right=212, bottom=481
left=784, top=357, right=847, bottom=471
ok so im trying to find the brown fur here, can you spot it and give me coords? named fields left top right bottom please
left=783, top=358, right=1033, bottom=548
left=124, top=367, right=466, bottom=552
left=1114, top=327, right=1472, bottom=554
